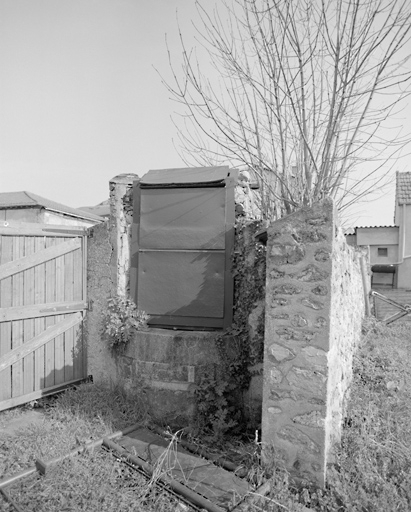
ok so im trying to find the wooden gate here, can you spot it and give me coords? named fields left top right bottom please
left=0, top=223, right=88, bottom=412
left=131, top=167, right=237, bottom=330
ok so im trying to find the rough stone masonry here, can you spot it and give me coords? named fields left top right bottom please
left=261, top=198, right=365, bottom=486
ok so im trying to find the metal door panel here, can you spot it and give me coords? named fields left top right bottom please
left=131, top=167, right=237, bottom=329
left=139, top=188, right=226, bottom=250
left=138, top=251, right=225, bottom=318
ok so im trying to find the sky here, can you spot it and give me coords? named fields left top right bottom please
left=0, top=0, right=409, bottom=227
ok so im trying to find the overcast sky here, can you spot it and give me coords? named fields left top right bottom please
left=0, top=0, right=409, bottom=227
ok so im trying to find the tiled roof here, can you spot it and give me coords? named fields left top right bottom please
left=396, top=172, right=411, bottom=204
left=79, top=203, right=110, bottom=218
left=0, top=191, right=103, bottom=222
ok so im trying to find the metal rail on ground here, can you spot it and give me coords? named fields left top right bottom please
left=0, top=423, right=253, bottom=512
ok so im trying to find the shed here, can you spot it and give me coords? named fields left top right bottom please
left=0, top=191, right=103, bottom=227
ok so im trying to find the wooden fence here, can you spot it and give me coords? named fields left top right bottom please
left=0, top=223, right=88, bottom=411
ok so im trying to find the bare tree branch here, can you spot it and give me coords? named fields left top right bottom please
left=159, top=0, right=411, bottom=219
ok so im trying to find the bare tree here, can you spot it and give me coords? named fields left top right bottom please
left=163, top=0, right=411, bottom=219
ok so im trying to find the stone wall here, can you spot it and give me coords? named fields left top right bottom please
left=118, top=329, right=237, bottom=425
left=86, top=174, right=138, bottom=384
left=86, top=173, right=241, bottom=425
left=85, top=220, right=117, bottom=382
left=261, top=198, right=365, bottom=486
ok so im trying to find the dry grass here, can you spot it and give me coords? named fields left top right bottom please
left=1, top=319, right=411, bottom=511
left=4, top=450, right=189, bottom=512
left=223, top=319, right=411, bottom=511
left=0, top=381, right=192, bottom=511
left=1, top=381, right=147, bottom=476
left=327, top=319, right=411, bottom=511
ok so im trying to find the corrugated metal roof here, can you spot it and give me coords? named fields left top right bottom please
left=0, top=191, right=103, bottom=222
left=396, top=171, right=411, bottom=204
left=140, top=166, right=231, bottom=185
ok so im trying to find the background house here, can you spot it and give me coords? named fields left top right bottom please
left=0, top=191, right=103, bottom=227
left=347, top=172, right=411, bottom=321
left=79, top=199, right=110, bottom=220
left=347, top=172, right=411, bottom=290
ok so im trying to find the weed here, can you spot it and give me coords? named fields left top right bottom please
left=194, top=368, right=242, bottom=443
left=102, top=295, right=149, bottom=351
left=149, top=429, right=183, bottom=488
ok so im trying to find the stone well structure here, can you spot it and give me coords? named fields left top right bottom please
left=86, top=175, right=367, bottom=486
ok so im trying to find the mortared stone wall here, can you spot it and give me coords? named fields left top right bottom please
left=261, top=198, right=365, bottom=486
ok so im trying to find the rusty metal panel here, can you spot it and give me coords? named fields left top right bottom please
left=131, top=168, right=237, bottom=330
left=139, top=188, right=226, bottom=250
left=138, top=251, right=225, bottom=318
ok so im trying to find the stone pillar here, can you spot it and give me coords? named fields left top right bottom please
left=86, top=174, right=138, bottom=385
left=261, top=198, right=364, bottom=486
left=109, top=174, right=139, bottom=297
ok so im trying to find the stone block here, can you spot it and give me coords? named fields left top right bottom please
left=270, top=243, right=305, bottom=265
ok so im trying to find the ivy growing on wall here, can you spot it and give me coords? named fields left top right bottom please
left=194, top=219, right=267, bottom=441
left=232, top=218, right=267, bottom=367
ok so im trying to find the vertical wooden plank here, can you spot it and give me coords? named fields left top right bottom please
left=34, top=236, right=46, bottom=391
left=64, top=240, right=75, bottom=382
left=74, top=241, right=83, bottom=302
left=11, top=236, right=25, bottom=397
left=44, top=237, right=56, bottom=388
left=73, top=318, right=84, bottom=380
left=73, top=238, right=85, bottom=379
left=81, top=236, right=87, bottom=378
left=23, top=236, right=35, bottom=394
left=54, top=238, right=66, bottom=385
left=0, top=235, right=13, bottom=400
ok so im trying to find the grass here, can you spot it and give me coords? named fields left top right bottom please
left=250, top=319, right=411, bottom=512
left=328, top=319, right=411, bottom=511
left=4, top=451, right=191, bottom=512
left=0, top=381, right=192, bottom=511
left=1, top=319, right=411, bottom=511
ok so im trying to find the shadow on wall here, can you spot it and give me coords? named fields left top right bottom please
left=139, top=230, right=233, bottom=330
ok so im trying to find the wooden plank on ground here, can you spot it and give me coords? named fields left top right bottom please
left=0, top=235, right=13, bottom=400
left=119, top=428, right=250, bottom=510
left=0, top=313, right=82, bottom=372
left=0, top=238, right=81, bottom=281
left=0, top=301, right=88, bottom=322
